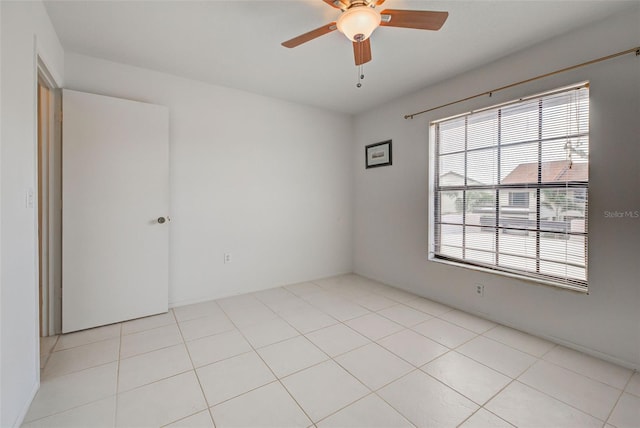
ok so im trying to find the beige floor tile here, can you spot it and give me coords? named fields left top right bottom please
left=305, top=323, right=370, bottom=358
left=305, top=294, right=371, bottom=322
left=625, top=372, right=640, bottom=397
left=40, top=336, right=57, bottom=369
left=345, top=313, right=404, bottom=341
left=314, top=274, right=368, bottom=292
left=317, top=394, right=413, bottom=428
left=186, top=329, right=252, bottom=368
left=378, top=329, right=448, bottom=367
left=439, top=310, right=497, bottom=334
left=263, top=296, right=312, bottom=314
left=40, top=335, right=59, bottom=357
left=378, top=370, right=478, bottom=427
left=608, top=392, right=640, bottom=428
left=54, top=324, right=121, bottom=351
left=164, top=410, right=214, bottom=427
left=483, top=325, right=555, bottom=357
left=278, top=306, right=338, bottom=334
left=178, top=313, right=235, bottom=341
left=284, top=281, right=324, bottom=297
left=173, top=300, right=224, bottom=323
left=281, top=360, right=369, bottom=422
left=422, top=351, right=511, bottom=405
left=373, top=287, right=418, bottom=304
left=239, top=317, right=299, bottom=348
left=543, top=346, right=633, bottom=389
left=23, top=274, right=637, bottom=428
left=459, top=409, right=514, bottom=428
left=216, top=294, right=260, bottom=311
left=519, top=359, right=621, bottom=420
left=258, top=335, right=328, bottom=378
left=457, top=336, right=536, bottom=378
left=120, top=324, right=183, bottom=359
left=351, top=293, right=397, bottom=311
left=22, top=396, right=115, bottom=428
left=211, top=381, right=311, bottom=428
left=328, top=287, right=370, bottom=301
left=412, top=318, right=477, bottom=348
left=404, top=297, right=453, bottom=316
left=336, top=343, right=413, bottom=390
left=378, top=304, right=432, bottom=327
left=252, top=287, right=296, bottom=305
left=43, top=338, right=120, bottom=380
left=196, top=351, right=275, bottom=406
left=486, top=381, right=602, bottom=428
left=222, top=301, right=279, bottom=328
left=118, top=344, right=193, bottom=392
left=116, top=372, right=206, bottom=427
left=122, top=311, right=176, bottom=335
left=25, top=363, right=117, bottom=422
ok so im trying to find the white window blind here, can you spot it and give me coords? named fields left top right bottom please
left=431, top=83, right=589, bottom=291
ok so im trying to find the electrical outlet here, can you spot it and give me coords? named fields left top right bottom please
left=224, top=253, right=232, bottom=264
left=476, top=284, right=484, bottom=297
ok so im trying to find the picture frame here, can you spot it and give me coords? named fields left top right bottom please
left=365, top=140, right=392, bottom=169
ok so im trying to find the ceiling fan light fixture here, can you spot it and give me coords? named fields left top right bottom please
left=336, top=7, right=381, bottom=42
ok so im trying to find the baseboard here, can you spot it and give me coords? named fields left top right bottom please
left=354, top=272, right=640, bottom=371
left=168, top=271, right=353, bottom=309
left=441, top=303, right=639, bottom=371
left=532, top=331, right=640, bottom=371
left=474, top=313, right=639, bottom=371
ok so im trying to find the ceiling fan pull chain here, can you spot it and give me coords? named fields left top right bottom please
left=356, top=39, right=364, bottom=88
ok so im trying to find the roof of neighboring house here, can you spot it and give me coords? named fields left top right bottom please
left=502, top=160, right=588, bottom=184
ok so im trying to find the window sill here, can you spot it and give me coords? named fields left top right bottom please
left=428, top=255, right=589, bottom=295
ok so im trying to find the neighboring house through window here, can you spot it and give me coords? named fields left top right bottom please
left=430, top=83, right=589, bottom=291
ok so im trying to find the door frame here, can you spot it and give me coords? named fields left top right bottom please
left=36, top=54, right=62, bottom=337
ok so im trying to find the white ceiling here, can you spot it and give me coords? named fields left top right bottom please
left=44, top=0, right=633, bottom=114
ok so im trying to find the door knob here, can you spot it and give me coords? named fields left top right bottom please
left=157, top=216, right=167, bottom=224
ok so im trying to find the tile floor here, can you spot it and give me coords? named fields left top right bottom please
left=26, top=274, right=639, bottom=427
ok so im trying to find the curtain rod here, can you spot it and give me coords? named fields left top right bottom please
left=404, top=46, right=640, bottom=120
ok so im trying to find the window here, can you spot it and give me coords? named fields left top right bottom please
left=508, top=192, right=530, bottom=207
left=430, top=83, right=589, bottom=291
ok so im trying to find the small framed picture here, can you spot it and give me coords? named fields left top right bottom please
left=365, top=140, right=392, bottom=169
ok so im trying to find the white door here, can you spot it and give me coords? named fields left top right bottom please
left=62, top=89, right=169, bottom=333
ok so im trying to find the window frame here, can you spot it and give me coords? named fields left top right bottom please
left=428, top=82, right=589, bottom=292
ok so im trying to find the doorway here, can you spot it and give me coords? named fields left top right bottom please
left=37, top=60, right=62, bottom=338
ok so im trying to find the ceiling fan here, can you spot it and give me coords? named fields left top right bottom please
left=282, top=0, right=449, bottom=70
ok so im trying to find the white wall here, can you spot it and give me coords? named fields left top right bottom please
left=353, top=6, right=640, bottom=369
left=64, top=53, right=354, bottom=306
left=0, top=1, right=64, bottom=426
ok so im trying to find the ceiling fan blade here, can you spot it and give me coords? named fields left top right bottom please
left=353, top=38, right=372, bottom=66
left=281, top=22, right=337, bottom=48
left=380, top=9, right=448, bottom=30
left=322, top=0, right=347, bottom=9
left=375, top=0, right=386, bottom=5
